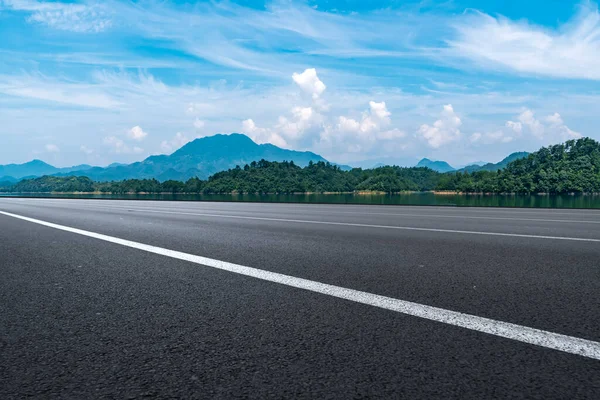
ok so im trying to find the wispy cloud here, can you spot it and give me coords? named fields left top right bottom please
left=0, top=73, right=121, bottom=108
left=448, top=3, right=600, bottom=80
left=2, top=0, right=112, bottom=33
left=0, top=0, right=598, bottom=167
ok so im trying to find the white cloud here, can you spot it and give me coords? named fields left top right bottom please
left=337, top=116, right=361, bottom=133
left=193, top=118, right=205, bottom=130
left=320, top=100, right=404, bottom=156
left=517, top=109, right=544, bottom=138
left=506, top=109, right=581, bottom=141
left=241, top=118, right=288, bottom=148
left=0, top=73, right=120, bottom=109
left=3, top=0, right=112, bottom=33
left=80, top=145, right=94, bottom=155
left=276, top=106, right=320, bottom=140
left=292, top=68, right=326, bottom=99
left=417, top=104, right=462, bottom=148
left=369, top=101, right=391, bottom=121
left=45, top=143, right=59, bottom=152
left=336, top=101, right=392, bottom=135
left=450, top=4, right=600, bottom=80
left=103, top=136, right=144, bottom=154
left=471, top=131, right=513, bottom=144
left=160, top=132, right=191, bottom=153
left=126, top=125, right=148, bottom=141
left=545, top=112, right=563, bottom=126
left=544, top=112, right=582, bottom=139
left=505, top=120, right=522, bottom=134
left=103, top=136, right=125, bottom=153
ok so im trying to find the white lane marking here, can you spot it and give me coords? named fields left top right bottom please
left=19, top=203, right=600, bottom=243
left=4, top=197, right=600, bottom=218
left=1, top=209, right=599, bottom=360
left=44, top=202, right=600, bottom=225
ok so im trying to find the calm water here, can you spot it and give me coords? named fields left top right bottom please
left=2, top=192, right=600, bottom=208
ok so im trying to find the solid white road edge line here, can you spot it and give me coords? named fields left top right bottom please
left=1, top=209, right=599, bottom=360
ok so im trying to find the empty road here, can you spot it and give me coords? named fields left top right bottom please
left=1, top=198, right=599, bottom=398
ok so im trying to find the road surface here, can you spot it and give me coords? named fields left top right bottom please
left=1, top=198, right=599, bottom=398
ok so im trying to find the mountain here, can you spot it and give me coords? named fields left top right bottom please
left=0, top=160, right=94, bottom=180
left=61, top=133, right=331, bottom=181
left=0, top=160, right=58, bottom=179
left=0, top=175, right=17, bottom=183
left=416, top=158, right=455, bottom=173
left=350, top=157, right=417, bottom=169
left=60, top=164, right=93, bottom=173
left=458, top=152, right=529, bottom=173
left=0, top=134, right=532, bottom=182
left=454, top=161, right=487, bottom=169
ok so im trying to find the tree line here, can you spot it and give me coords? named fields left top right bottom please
left=2, top=138, right=600, bottom=194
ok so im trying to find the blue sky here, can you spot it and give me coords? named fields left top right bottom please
left=1, top=0, right=599, bottom=167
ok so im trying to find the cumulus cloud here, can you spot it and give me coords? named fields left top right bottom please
left=160, top=132, right=192, bottom=153
left=292, top=68, right=326, bottom=99
left=450, top=4, right=600, bottom=80
left=516, top=109, right=544, bottom=138
left=104, top=136, right=143, bottom=154
left=544, top=112, right=582, bottom=139
left=45, top=143, right=60, bottom=152
left=417, top=104, right=462, bottom=148
left=275, top=106, right=322, bottom=141
left=239, top=69, right=330, bottom=148
left=505, top=121, right=522, bottom=134
left=241, top=118, right=288, bottom=148
left=241, top=70, right=406, bottom=157
left=506, top=109, right=581, bottom=141
left=336, top=101, right=392, bottom=135
left=321, top=100, right=404, bottom=154
left=126, top=125, right=148, bottom=141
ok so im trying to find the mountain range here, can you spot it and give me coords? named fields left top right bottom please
left=0, top=133, right=530, bottom=182
left=2, top=134, right=332, bottom=183
left=456, top=152, right=530, bottom=173
left=414, top=152, right=530, bottom=173
left=416, top=158, right=455, bottom=173
left=0, top=160, right=93, bottom=181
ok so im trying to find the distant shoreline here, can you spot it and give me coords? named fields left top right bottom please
left=2, top=191, right=600, bottom=196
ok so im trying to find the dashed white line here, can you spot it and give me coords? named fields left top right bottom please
left=1, top=209, right=599, bottom=361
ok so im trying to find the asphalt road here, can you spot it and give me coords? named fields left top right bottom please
left=1, top=198, right=599, bottom=399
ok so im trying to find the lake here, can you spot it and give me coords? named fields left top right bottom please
left=2, top=192, right=600, bottom=208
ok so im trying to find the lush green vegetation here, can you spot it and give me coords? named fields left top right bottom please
left=2, top=138, right=599, bottom=194
left=437, top=138, right=600, bottom=193
left=2, top=176, right=96, bottom=193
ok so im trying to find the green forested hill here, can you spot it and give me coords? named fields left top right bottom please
left=2, top=138, right=600, bottom=195
left=4, top=176, right=96, bottom=193
left=440, top=138, right=600, bottom=193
